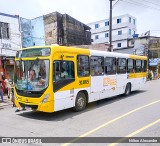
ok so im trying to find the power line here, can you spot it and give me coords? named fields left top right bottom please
left=121, top=0, right=160, bottom=11
left=113, top=0, right=121, bottom=8
left=140, top=0, right=160, bottom=7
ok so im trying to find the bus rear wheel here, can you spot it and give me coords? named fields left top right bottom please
left=125, top=83, right=131, bottom=96
left=74, top=92, right=87, bottom=112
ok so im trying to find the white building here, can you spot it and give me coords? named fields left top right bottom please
left=0, top=12, right=21, bottom=56
left=87, top=14, right=136, bottom=50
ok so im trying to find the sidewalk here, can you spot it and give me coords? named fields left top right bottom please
left=0, top=95, right=12, bottom=108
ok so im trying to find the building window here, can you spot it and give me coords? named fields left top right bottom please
left=129, top=17, right=131, bottom=23
left=91, top=56, right=104, bottom=76
left=117, top=43, right=121, bottom=47
left=117, top=58, right=126, bottom=74
left=105, top=57, right=116, bottom=75
left=117, top=18, right=121, bottom=24
left=118, top=30, right=122, bottom=35
left=95, top=24, right=99, bottom=29
left=77, top=55, right=90, bottom=77
left=129, top=29, right=131, bottom=35
left=95, top=35, right=99, bottom=39
left=133, top=31, right=135, bottom=34
left=133, top=19, right=136, bottom=25
left=105, top=33, right=109, bottom=38
left=0, top=22, right=10, bottom=39
left=105, top=21, right=109, bottom=26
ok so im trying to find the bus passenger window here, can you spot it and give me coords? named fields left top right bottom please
left=117, top=58, right=126, bottom=74
left=127, top=59, right=134, bottom=73
left=90, top=56, right=104, bottom=76
left=54, top=61, right=75, bottom=82
left=105, top=57, right=116, bottom=75
left=142, top=60, right=147, bottom=72
left=135, top=60, right=142, bottom=72
left=77, top=55, right=90, bottom=77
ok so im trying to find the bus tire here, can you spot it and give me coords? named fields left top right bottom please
left=74, top=92, right=87, bottom=112
left=125, top=83, right=131, bottom=96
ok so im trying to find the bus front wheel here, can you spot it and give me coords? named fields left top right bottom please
left=125, top=83, right=131, bottom=96
left=74, top=92, right=87, bottom=112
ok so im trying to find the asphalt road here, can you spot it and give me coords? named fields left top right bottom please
left=0, top=80, right=160, bottom=146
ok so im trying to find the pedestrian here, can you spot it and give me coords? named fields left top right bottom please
left=0, top=81, right=4, bottom=102
left=4, top=78, right=11, bottom=99
left=150, top=70, right=154, bottom=80
left=15, top=106, right=26, bottom=112
left=11, top=88, right=16, bottom=107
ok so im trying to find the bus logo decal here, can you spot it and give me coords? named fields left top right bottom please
left=79, top=80, right=89, bottom=85
left=103, top=78, right=116, bottom=86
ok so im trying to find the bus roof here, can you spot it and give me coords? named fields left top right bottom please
left=19, top=45, right=147, bottom=60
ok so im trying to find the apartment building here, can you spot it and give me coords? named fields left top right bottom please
left=88, top=14, right=136, bottom=50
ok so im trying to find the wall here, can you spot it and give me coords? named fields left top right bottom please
left=43, top=12, right=63, bottom=45
left=20, top=18, right=33, bottom=47
left=0, top=13, right=21, bottom=56
left=31, top=16, right=45, bottom=46
left=63, top=14, right=91, bottom=46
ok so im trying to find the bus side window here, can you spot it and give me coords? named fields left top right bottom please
left=53, top=61, right=61, bottom=82
left=127, top=59, right=134, bottom=73
left=117, top=58, right=126, bottom=74
left=142, top=60, right=147, bottom=72
left=77, top=55, right=90, bottom=77
left=105, top=57, right=116, bottom=75
left=135, top=60, right=142, bottom=73
left=91, top=56, right=104, bottom=76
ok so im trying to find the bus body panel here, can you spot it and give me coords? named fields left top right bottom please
left=14, top=46, right=148, bottom=113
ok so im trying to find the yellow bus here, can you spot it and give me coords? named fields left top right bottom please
left=14, top=45, right=147, bottom=113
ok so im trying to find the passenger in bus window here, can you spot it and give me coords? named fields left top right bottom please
left=39, top=61, right=46, bottom=78
left=29, top=69, right=36, bottom=81
left=61, top=67, right=68, bottom=78
left=55, top=67, right=60, bottom=81
left=37, top=76, right=45, bottom=86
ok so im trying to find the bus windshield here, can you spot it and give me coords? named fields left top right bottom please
left=16, top=48, right=50, bottom=58
left=14, top=59, right=49, bottom=92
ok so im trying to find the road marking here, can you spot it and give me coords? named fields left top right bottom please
left=62, top=100, right=160, bottom=146
left=109, top=118, right=160, bottom=146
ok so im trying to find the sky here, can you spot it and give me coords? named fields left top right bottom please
left=1, top=0, right=160, bottom=35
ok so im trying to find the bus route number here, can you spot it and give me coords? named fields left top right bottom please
left=79, top=80, right=89, bottom=85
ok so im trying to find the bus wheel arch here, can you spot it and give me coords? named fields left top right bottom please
left=125, top=82, right=131, bottom=96
left=74, top=90, right=88, bottom=112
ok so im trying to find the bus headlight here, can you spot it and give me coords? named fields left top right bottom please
left=41, top=94, right=50, bottom=103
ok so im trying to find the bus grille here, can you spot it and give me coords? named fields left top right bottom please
left=19, top=102, right=38, bottom=110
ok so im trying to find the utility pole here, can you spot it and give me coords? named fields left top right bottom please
left=0, top=27, right=2, bottom=54
left=109, top=0, right=115, bottom=52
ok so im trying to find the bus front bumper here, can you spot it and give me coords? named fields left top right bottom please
left=15, top=99, right=54, bottom=113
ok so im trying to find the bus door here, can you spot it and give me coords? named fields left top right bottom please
left=134, top=60, right=142, bottom=89
left=102, top=57, right=117, bottom=98
left=77, top=55, right=90, bottom=98
left=53, top=54, right=76, bottom=111
left=90, top=56, right=104, bottom=102
left=127, top=58, right=135, bottom=90
left=116, top=58, right=127, bottom=94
